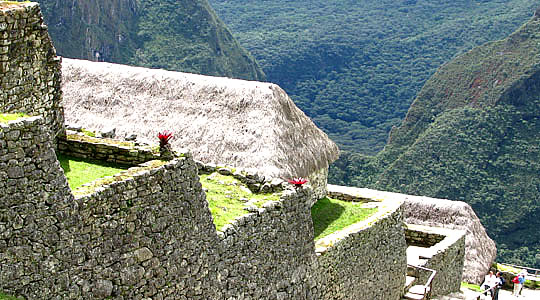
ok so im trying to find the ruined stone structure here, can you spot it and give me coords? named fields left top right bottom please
left=0, top=3, right=468, bottom=299
left=1, top=114, right=410, bottom=299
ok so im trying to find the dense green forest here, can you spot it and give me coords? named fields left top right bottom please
left=37, top=0, right=265, bottom=80
left=210, top=0, right=538, bottom=154
left=330, top=14, right=540, bottom=268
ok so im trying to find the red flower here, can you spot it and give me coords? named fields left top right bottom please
left=158, top=131, right=173, bottom=147
left=288, top=177, right=308, bottom=187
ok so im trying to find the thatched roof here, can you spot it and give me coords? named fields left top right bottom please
left=61, top=58, right=339, bottom=179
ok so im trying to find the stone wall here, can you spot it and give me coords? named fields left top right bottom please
left=217, top=188, right=317, bottom=299
left=403, top=195, right=495, bottom=284
left=314, top=199, right=407, bottom=300
left=327, top=184, right=380, bottom=202
left=0, top=3, right=64, bottom=138
left=57, top=131, right=160, bottom=166
left=0, top=115, right=76, bottom=297
left=1, top=115, right=411, bottom=299
left=308, top=167, right=330, bottom=203
left=406, top=224, right=466, bottom=296
left=1, top=115, right=221, bottom=299
left=405, top=227, right=445, bottom=247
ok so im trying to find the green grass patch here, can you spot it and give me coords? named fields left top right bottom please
left=200, top=172, right=280, bottom=231
left=311, top=197, right=377, bottom=240
left=57, top=153, right=128, bottom=190
left=80, top=128, right=96, bottom=137
left=461, top=282, right=482, bottom=292
left=0, top=292, right=23, bottom=300
left=496, top=263, right=523, bottom=274
left=0, top=113, right=28, bottom=123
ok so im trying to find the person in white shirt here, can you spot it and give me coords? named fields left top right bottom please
left=481, top=270, right=498, bottom=299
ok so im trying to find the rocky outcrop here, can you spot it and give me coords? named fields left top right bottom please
left=403, top=196, right=496, bottom=284
left=36, top=0, right=265, bottom=80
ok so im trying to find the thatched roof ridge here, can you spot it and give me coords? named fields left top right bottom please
left=61, top=58, right=339, bottom=179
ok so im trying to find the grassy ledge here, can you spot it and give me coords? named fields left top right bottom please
left=311, top=197, right=378, bottom=240
left=461, top=282, right=481, bottom=292
left=200, top=172, right=280, bottom=231
left=0, top=113, right=29, bottom=123
left=69, top=159, right=169, bottom=197
left=57, top=153, right=128, bottom=190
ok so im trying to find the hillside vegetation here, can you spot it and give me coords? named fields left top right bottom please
left=37, top=0, right=265, bottom=80
left=331, top=12, right=540, bottom=268
left=210, top=0, right=538, bottom=154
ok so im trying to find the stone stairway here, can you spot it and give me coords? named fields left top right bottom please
left=402, top=263, right=435, bottom=300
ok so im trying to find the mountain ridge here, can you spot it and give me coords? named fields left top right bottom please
left=37, top=0, right=265, bottom=81
left=209, top=0, right=539, bottom=153
left=332, top=11, right=540, bottom=267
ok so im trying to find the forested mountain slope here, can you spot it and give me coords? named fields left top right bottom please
left=332, top=11, right=540, bottom=267
left=37, top=0, right=265, bottom=80
left=210, top=0, right=538, bottom=153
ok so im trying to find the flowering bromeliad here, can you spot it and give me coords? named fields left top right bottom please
left=158, top=131, right=173, bottom=147
left=288, top=177, right=308, bottom=187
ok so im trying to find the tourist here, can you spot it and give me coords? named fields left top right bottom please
left=492, top=271, right=505, bottom=300
left=481, top=270, right=497, bottom=299
left=512, top=270, right=527, bottom=296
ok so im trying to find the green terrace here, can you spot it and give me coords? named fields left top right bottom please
left=57, top=155, right=377, bottom=236
left=311, top=197, right=377, bottom=240
left=57, top=153, right=129, bottom=190
left=200, top=172, right=280, bottom=231
left=1, top=156, right=378, bottom=300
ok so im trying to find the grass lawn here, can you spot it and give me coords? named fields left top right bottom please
left=57, top=153, right=128, bottom=189
left=200, top=172, right=280, bottom=231
left=311, top=197, right=377, bottom=240
left=461, top=281, right=482, bottom=292
left=0, top=113, right=28, bottom=123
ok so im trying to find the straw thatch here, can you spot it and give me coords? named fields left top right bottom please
left=61, top=58, right=339, bottom=179
left=403, top=196, right=497, bottom=284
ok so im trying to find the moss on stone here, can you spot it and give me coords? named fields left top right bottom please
left=66, top=133, right=136, bottom=148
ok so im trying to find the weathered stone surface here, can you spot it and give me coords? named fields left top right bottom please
left=0, top=2, right=64, bottom=138
left=93, top=279, right=113, bottom=298
left=1, top=115, right=412, bottom=300
left=314, top=193, right=407, bottom=300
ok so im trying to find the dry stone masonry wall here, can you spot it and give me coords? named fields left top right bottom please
left=57, top=131, right=160, bottom=166
left=0, top=116, right=76, bottom=298
left=0, top=2, right=64, bottom=138
left=314, top=199, right=407, bottom=300
left=1, top=115, right=409, bottom=299
left=1, top=115, right=220, bottom=299
left=406, top=224, right=466, bottom=296
left=405, top=227, right=446, bottom=247
left=217, top=188, right=317, bottom=299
